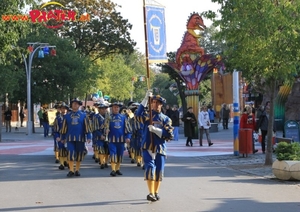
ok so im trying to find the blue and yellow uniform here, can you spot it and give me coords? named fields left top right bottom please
left=93, top=103, right=110, bottom=169
left=136, top=93, right=173, bottom=202
left=105, top=102, right=132, bottom=176
left=128, top=103, right=144, bottom=167
left=53, top=103, right=69, bottom=170
left=88, top=107, right=98, bottom=162
left=61, top=98, right=92, bottom=177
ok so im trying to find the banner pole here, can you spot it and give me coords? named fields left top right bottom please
left=143, top=0, right=154, bottom=152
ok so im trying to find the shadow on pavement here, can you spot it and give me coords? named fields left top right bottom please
left=0, top=154, right=291, bottom=184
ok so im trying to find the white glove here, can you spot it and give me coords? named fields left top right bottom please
left=141, top=89, right=153, bottom=107
left=148, top=125, right=162, bottom=138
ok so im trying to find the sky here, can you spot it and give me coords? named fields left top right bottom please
left=112, top=0, right=221, bottom=53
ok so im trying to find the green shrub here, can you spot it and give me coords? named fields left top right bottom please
left=275, top=142, right=300, bottom=161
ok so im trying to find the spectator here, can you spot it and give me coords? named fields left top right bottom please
left=255, top=105, right=264, bottom=122
left=256, top=101, right=275, bottom=154
left=171, top=105, right=180, bottom=141
left=249, top=102, right=256, bottom=114
left=4, top=107, right=12, bottom=132
left=164, top=104, right=173, bottom=118
left=207, top=105, right=216, bottom=123
left=182, top=107, right=197, bottom=146
left=240, top=106, right=258, bottom=153
left=19, top=106, right=25, bottom=127
left=37, top=107, right=44, bottom=127
left=198, top=106, right=213, bottom=146
left=42, top=109, right=50, bottom=137
left=220, top=103, right=230, bottom=129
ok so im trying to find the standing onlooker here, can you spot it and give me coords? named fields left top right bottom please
left=182, top=107, right=197, bottom=146
left=257, top=101, right=275, bottom=154
left=198, top=106, right=213, bottom=146
left=164, top=104, right=173, bottom=118
left=171, top=105, right=180, bottom=141
left=220, top=103, right=230, bottom=129
left=19, top=106, right=25, bottom=127
left=249, top=102, right=256, bottom=115
left=255, top=105, right=264, bottom=124
left=42, top=109, right=50, bottom=137
left=4, top=107, right=12, bottom=132
left=240, top=106, right=258, bottom=153
left=207, top=105, right=216, bottom=123
left=37, top=107, right=44, bottom=127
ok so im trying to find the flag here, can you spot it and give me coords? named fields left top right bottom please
left=145, top=4, right=167, bottom=63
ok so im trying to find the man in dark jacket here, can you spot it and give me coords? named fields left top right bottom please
left=182, top=107, right=197, bottom=146
left=257, top=101, right=275, bottom=154
left=164, top=104, right=173, bottom=118
left=220, top=104, right=230, bottom=129
left=171, top=105, right=180, bottom=141
left=4, top=107, right=12, bottom=132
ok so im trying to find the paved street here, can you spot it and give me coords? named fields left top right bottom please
left=0, top=123, right=300, bottom=212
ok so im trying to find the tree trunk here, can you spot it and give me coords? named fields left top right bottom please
left=177, top=82, right=187, bottom=114
left=285, top=81, right=300, bottom=121
left=265, top=81, right=277, bottom=165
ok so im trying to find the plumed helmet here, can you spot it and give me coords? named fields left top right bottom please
left=61, top=102, right=69, bottom=109
left=109, top=102, right=123, bottom=107
left=97, top=103, right=109, bottom=108
left=151, top=95, right=166, bottom=104
left=70, top=98, right=83, bottom=106
left=128, top=102, right=140, bottom=109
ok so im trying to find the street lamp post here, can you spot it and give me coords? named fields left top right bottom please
left=22, top=42, right=56, bottom=135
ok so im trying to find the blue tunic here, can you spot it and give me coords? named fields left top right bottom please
left=107, top=113, right=131, bottom=143
left=136, top=105, right=173, bottom=156
left=61, top=110, right=92, bottom=142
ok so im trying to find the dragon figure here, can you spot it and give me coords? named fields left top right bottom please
left=176, top=12, right=206, bottom=66
left=167, top=12, right=222, bottom=91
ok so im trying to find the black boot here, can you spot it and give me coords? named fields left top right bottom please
left=186, top=140, right=190, bottom=146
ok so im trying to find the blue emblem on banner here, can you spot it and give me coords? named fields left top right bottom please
left=146, top=5, right=167, bottom=63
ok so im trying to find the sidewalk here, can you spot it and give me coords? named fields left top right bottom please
left=0, top=122, right=281, bottom=181
left=0, top=121, right=45, bottom=141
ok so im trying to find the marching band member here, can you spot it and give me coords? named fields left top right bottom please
left=136, top=91, right=174, bottom=202
left=53, top=103, right=69, bottom=170
left=51, top=105, right=60, bottom=163
left=128, top=102, right=144, bottom=167
left=105, top=102, right=132, bottom=176
left=60, top=98, right=92, bottom=177
left=122, top=103, right=134, bottom=161
left=93, top=103, right=110, bottom=169
left=90, top=104, right=99, bottom=163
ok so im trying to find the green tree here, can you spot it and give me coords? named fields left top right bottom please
left=56, top=0, right=136, bottom=60
left=199, top=79, right=212, bottom=106
left=11, top=27, right=94, bottom=105
left=123, top=51, right=149, bottom=103
left=95, top=54, right=135, bottom=101
left=161, top=52, right=187, bottom=112
left=0, top=0, right=38, bottom=65
left=200, top=25, right=226, bottom=56
left=152, top=73, right=178, bottom=107
left=0, top=0, right=39, bottom=98
left=207, top=0, right=300, bottom=165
